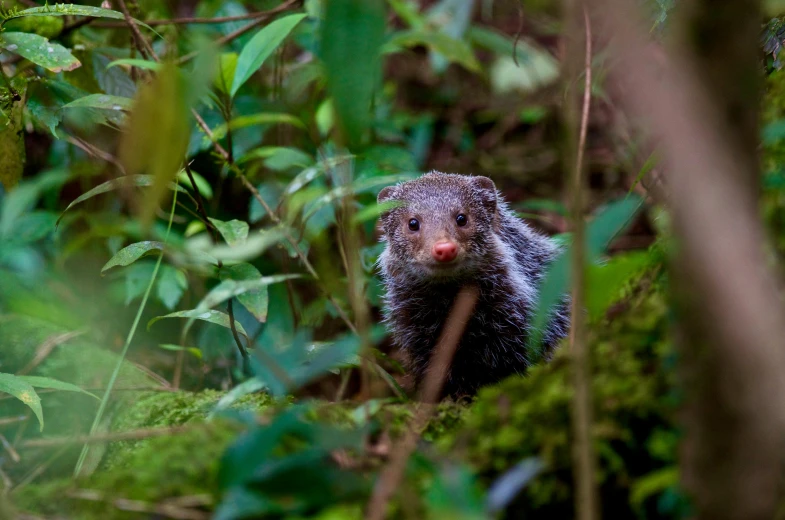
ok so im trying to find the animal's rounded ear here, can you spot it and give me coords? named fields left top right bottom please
left=472, top=176, right=497, bottom=213
left=377, top=186, right=398, bottom=223
left=378, top=186, right=396, bottom=204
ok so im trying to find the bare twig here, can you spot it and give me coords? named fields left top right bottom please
left=17, top=330, right=86, bottom=375
left=22, top=425, right=193, bottom=449
left=567, top=5, right=598, bottom=520
left=176, top=0, right=301, bottom=65
left=115, top=0, right=156, bottom=60
left=68, top=489, right=210, bottom=520
left=0, top=416, right=28, bottom=427
left=0, top=433, right=20, bottom=463
left=365, top=287, right=479, bottom=520
left=97, top=6, right=295, bottom=27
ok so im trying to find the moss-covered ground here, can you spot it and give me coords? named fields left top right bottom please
left=5, top=249, right=676, bottom=519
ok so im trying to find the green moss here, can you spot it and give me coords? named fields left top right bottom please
left=439, top=267, right=682, bottom=519
left=12, top=422, right=238, bottom=520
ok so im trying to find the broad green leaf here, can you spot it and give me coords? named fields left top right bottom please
left=237, top=147, right=313, bottom=171
left=384, top=30, right=481, bottom=73
left=58, top=175, right=159, bottom=224
left=204, top=113, right=305, bottom=146
left=119, top=63, right=189, bottom=228
left=148, top=309, right=249, bottom=341
left=527, top=195, right=645, bottom=356
left=215, top=52, right=239, bottom=95
left=177, top=169, right=213, bottom=199
left=0, top=373, right=44, bottom=431
left=17, top=375, right=98, bottom=399
left=387, top=0, right=425, bottom=28
left=13, top=211, right=59, bottom=243
left=302, top=173, right=417, bottom=222
left=1, top=169, right=68, bottom=235
left=107, top=58, right=161, bottom=71
left=315, top=98, right=334, bottom=137
left=586, top=252, right=651, bottom=321
left=8, top=5, right=152, bottom=32
left=101, top=241, right=164, bottom=273
left=211, top=377, right=267, bottom=417
left=220, top=263, right=269, bottom=322
left=628, top=151, right=659, bottom=195
left=469, top=27, right=559, bottom=93
left=284, top=166, right=323, bottom=196
left=62, top=94, right=134, bottom=111
left=157, top=264, right=187, bottom=310
left=209, top=218, right=250, bottom=246
left=196, top=275, right=301, bottom=318
left=185, top=226, right=289, bottom=264
left=159, top=344, right=202, bottom=359
left=231, top=13, right=308, bottom=97
left=0, top=32, right=80, bottom=73
left=321, top=0, right=386, bottom=148
left=350, top=200, right=403, bottom=225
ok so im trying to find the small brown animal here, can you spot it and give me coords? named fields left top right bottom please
left=377, top=171, right=569, bottom=397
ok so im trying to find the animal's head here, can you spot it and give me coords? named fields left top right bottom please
left=377, top=171, right=499, bottom=279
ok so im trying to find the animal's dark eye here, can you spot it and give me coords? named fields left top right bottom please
left=456, top=214, right=468, bottom=227
left=408, top=218, right=420, bottom=231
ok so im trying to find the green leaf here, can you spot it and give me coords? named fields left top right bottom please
left=196, top=274, right=301, bottom=319
left=237, top=147, right=313, bottom=171
left=321, top=0, right=386, bottom=148
left=106, top=58, right=161, bottom=71
left=586, top=252, right=650, bottom=321
left=177, top=169, right=213, bottom=199
left=220, top=263, right=269, bottom=322
left=215, top=52, right=239, bottom=95
left=385, top=30, right=481, bottom=73
left=204, top=113, right=305, bottom=146
left=302, top=173, right=417, bottom=222
left=157, top=264, right=187, bottom=310
left=9, top=4, right=145, bottom=25
left=211, top=377, right=267, bottom=417
left=159, top=344, right=202, bottom=359
left=148, top=309, right=249, bottom=341
left=469, top=26, right=558, bottom=92
left=527, top=195, right=645, bottom=356
left=231, top=13, right=307, bottom=97
left=0, top=32, right=80, bottom=73
left=209, top=218, right=250, bottom=246
left=101, top=241, right=164, bottom=273
left=62, top=94, right=134, bottom=111
left=119, top=63, right=190, bottom=228
left=17, top=375, right=99, bottom=400
left=57, top=175, right=185, bottom=225
left=0, top=373, right=44, bottom=431
left=283, top=166, right=323, bottom=196
left=185, top=226, right=289, bottom=264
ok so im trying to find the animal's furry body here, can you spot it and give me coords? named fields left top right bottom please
left=377, top=171, right=569, bottom=397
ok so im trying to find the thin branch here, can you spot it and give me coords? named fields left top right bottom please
left=365, top=287, right=479, bottom=520
left=24, top=425, right=193, bottom=449
left=568, top=6, right=598, bottom=520
left=176, top=0, right=300, bottom=65
left=17, top=330, right=86, bottom=375
left=96, top=2, right=298, bottom=27
left=115, top=0, right=156, bottom=60
left=0, top=433, right=20, bottom=463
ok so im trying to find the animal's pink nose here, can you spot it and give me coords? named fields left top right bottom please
left=432, top=241, right=458, bottom=263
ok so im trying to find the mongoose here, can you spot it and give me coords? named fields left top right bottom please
left=377, top=171, right=570, bottom=397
